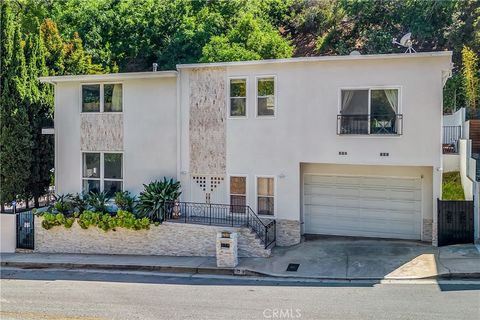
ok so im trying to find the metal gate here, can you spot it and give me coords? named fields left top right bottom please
left=437, top=199, right=474, bottom=246
left=16, top=211, right=34, bottom=249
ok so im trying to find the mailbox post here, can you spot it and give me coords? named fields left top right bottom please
left=216, top=231, right=238, bottom=268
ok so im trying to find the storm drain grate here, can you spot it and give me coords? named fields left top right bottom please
left=286, top=263, right=300, bottom=272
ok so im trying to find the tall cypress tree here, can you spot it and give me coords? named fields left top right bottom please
left=0, top=11, right=33, bottom=209
left=25, top=25, right=54, bottom=207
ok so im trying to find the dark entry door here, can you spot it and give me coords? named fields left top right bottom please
left=16, top=211, right=34, bottom=249
left=437, top=199, right=474, bottom=246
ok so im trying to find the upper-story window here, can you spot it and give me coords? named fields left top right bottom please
left=82, top=83, right=122, bottom=112
left=337, top=88, right=402, bottom=135
left=256, top=77, right=275, bottom=117
left=229, top=78, right=247, bottom=117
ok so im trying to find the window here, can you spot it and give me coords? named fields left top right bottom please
left=229, top=79, right=247, bottom=117
left=257, top=177, right=274, bottom=215
left=230, top=176, right=246, bottom=213
left=82, top=152, right=123, bottom=196
left=104, top=153, right=123, bottom=196
left=338, top=88, right=401, bottom=135
left=82, top=83, right=122, bottom=112
left=257, top=77, right=275, bottom=116
left=82, top=85, right=100, bottom=112
left=104, top=84, right=123, bottom=112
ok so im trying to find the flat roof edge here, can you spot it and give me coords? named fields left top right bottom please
left=176, top=51, right=452, bottom=69
left=39, top=71, right=178, bottom=83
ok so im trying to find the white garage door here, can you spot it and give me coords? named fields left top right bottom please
left=304, top=174, right=422, bottom=240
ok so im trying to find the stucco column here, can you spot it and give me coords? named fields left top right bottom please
left=431, top=168, right=442, bottom=246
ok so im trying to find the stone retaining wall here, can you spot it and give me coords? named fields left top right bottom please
left=276, top=219, right=301, bottom=247
left=34, top=217, right=270, bottom=257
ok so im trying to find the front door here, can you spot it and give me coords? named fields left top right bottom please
left=190, top=175, right=227, bottom=204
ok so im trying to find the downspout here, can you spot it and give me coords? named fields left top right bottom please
left=176, top=69, right=182, bottom=191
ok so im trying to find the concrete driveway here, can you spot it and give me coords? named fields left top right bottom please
left=239, top=236, right=480, bottom=280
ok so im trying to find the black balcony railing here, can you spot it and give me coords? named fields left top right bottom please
left=442, top=125, right=462, bottom=154
left=337, top=114, right=403, bottom=135
left=164, top=201, right=276, bottom=248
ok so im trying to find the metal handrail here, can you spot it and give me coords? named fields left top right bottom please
left=164, top=201, right=276, bottom=248
left=337, top=114, right=403, bottom=135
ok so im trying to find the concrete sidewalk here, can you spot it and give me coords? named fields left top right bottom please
left=2, top=237, right=479, bottom=280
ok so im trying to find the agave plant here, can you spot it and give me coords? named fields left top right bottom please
left=136, top=178, right=181, bottom=222
left=71, top=193, right=88, bottom=214
left=85, top=191, right=110, bottom=213
left=50, top=194, right=74, bottom=215
left=114, top=191, right=136, bottom=212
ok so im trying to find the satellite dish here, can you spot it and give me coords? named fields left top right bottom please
left=392, top=32, right=416, bottom=53
left=349, top=50, right=361, bottom=56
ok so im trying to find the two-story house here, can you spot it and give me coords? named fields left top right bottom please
left=41, top=51, right=452, bottom=246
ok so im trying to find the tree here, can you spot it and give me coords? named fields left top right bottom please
left=201, top=12, right=293, bottom=62
left=64, top=32, right=103, bottom=75
left=40, top=18, right=65, bottom=75
left=462, top=46, right=479, bottom=118
left=0, top=16, right=33, bottom=209
left=24, top=25, right=55, bottom=207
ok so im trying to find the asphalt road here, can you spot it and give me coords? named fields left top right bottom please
left=1, top=268, right=479, bottom=320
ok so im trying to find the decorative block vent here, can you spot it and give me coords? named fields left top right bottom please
left=339, top=151, right=348, bottom=155
left=380, top=152, right=390, bottom=157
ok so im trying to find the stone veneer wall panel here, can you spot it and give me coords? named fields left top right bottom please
left=35, top=217, right=270, bottom=257
left=276, top=219, right=301, bottom=247
left=422, top=218, right=433, bottom=243
left=189, top=68, right=226, bottom=175
left=81, top=113, right=123, bottom=151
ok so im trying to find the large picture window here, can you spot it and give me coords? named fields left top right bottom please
left=256, top=77, right=275, bottom=117
left=257, top=177, right=274, bottom=216
left=82, top=83, right=123, bottom=113
left=338, top=88, right=401, bottom=135
left=82, top=152, right=123, bottom=196
left=229, top=79, right=247, bottom=117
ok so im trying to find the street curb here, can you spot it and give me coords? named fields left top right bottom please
left=2, top=261, right=479, bottom=281
left=0, top=261, right=263, bottom=277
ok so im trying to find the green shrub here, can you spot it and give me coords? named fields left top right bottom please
left=442, top=171, right=465, bottom=200
left=41, top=212, right=66, bottom=229
left=76, top=210, right=150, bottom=231
left=136, top=178, right=181, bottom=223
left=114, top=191, right=136, bottom=212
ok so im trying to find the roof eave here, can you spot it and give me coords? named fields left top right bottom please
left=39, top=71, right=178, bottom=84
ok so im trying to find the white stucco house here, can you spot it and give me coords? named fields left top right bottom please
left=40, top=51, right=453, bottom=247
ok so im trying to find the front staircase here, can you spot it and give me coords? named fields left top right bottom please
left=164, top=201, right=276, bottom=250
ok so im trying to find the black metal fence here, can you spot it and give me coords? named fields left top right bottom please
left=437, top=199, right=474, bottom=246
left=164, top=201, right=276, bottom=248
left=442, top=125, right=462, bottom=154
left=337, top=114, right=403, bottom=135
left=16, top=211, right=35, bottom=249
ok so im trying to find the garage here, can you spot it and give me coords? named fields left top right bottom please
left=303, top=174, right=422, bottom=240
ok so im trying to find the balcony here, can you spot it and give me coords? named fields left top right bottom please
left=337, top=114, right=403, bottom=135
